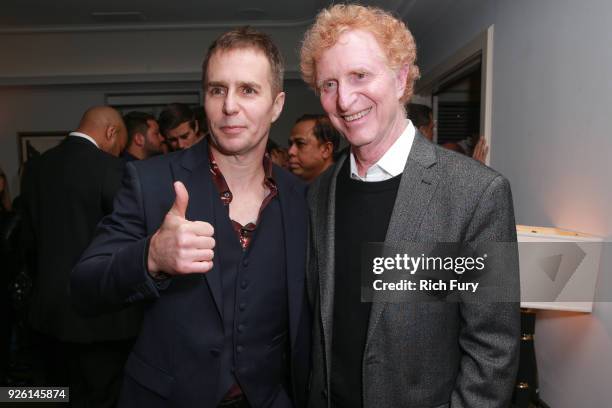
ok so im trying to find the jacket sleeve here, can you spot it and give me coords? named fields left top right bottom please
left=101, top=157, right=126, bottom=215
left=451, top=175, right=521, bottom=408
left=71, top=162, right=166, bottom=316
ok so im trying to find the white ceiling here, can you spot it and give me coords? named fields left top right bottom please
left=0, top=0, right=452, bottom=34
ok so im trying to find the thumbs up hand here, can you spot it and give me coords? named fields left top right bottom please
left=147, top=181, right=215, bottom=276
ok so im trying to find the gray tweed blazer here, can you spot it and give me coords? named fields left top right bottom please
left=306, top=133, right=520, bottom=408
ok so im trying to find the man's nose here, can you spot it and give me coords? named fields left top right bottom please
left=288, top=143, right=297, bottom=156
left=223, top=92, right=239, bottom=115
left=337, top=82, right=356, bottom=112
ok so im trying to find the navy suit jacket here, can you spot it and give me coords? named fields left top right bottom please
left=72, top=141, right=311, bottom=408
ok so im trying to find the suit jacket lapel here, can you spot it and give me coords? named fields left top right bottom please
left=365, top=133, right=440, bottom=345
left=275, top=168, right=307, bottom=351
left=170, top=142, right=223, bottom=318
left=319, top=155, right=347, bottom=380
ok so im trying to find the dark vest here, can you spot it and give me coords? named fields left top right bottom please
left=213, top=194, right=289, bottom=406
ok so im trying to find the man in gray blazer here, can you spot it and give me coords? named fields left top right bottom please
left=300, top=4, right=520, bottom=408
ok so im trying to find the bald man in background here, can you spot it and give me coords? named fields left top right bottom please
left=21, top=106, right=142, bottom=408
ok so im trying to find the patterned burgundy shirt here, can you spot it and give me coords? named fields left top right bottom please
left=208, top=147, right=278, bottom=250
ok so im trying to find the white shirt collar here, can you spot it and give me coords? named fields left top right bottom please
left=349, top=120, right=415, bottom=182
left=69, top=131, right=99, bottom=148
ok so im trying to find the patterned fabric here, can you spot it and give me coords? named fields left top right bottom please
left=208, top=147, right=278, bottom=250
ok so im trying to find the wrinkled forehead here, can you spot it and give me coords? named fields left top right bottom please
left=326, top=29, right=388, bottom=60
left=206, top=46, right=274, bottom=81
left=315, top=29, right=392, bottom=81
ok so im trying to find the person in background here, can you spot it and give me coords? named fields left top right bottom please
left=0, top=166, right=15, bottom=385
left=0, top=168, right=11, bottom=213
left=159, top=103, right=203, bottom=151
left=20, top=106, right=141, bottom=407
left=160, top=138, right=171, bottom=154
left=121, top=111, right=164, bottom=161
left=407, top=103, right=489, bottom=163
left=442, top=132, right=489, bottom=163
left=193, top=105, right=210, bottom=139
left=407, top=103, right=435, bottom=140
left=288, top=114, right=340, bottom=183
left=266, top=139, right=289, bottom=169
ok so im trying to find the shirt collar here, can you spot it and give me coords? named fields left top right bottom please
left=349, top=120, right=415, bottom=182
left=69, top=131, right=99, bottom=148
left=207, top=146, right=277, bottom=206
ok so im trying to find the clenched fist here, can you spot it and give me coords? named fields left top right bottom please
left=147, top=181, right=215, bottom=276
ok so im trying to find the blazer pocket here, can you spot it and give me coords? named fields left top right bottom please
left=124, top=353, right=175, bottom=399
left=267, top=331, right=288, bottom=350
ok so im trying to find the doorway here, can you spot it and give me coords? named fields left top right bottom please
left=414, top=25, right=494, bottom=165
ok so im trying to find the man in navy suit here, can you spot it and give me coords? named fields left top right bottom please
left=72, top=27, right=310, bottom=408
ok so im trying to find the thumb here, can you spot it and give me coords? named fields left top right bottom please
left=170, top=181, right=189, bottom=218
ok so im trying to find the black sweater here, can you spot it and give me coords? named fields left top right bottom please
left=331, top=160, right=401, bottom=408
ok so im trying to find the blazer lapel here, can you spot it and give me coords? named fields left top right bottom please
left=275, top=169, right=307, bottom=352
left=170, top=142, right=223, bottom=318
left=365, top=133, right=440, bottom=345
left=319, top=155, right=347, bottom=380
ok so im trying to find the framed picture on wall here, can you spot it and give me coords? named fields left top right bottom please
left=105, top=91, right=202, bottom=118
left=18, top=132, right=67, bottom=165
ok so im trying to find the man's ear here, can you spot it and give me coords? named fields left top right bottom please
left=105, top=125, right=117, bottom=145
left=271, top=92, right=286, bottom=124
left=395, top=64, right=410, bottom=99
left=320, top=141, right=333, bottom=160
left=134, top=132, right=145, bottom=147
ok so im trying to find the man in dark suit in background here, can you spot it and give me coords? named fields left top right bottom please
left=300, top=5, right=520, bottom=408
left=21, top=106, right=141, bottom=407
left=121, top=111, right=164, bottom=162
left=72, top=28, right=310, bottom=408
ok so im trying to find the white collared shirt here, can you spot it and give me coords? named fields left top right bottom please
left=349, top=120, right=415, bottom=182
left=69, top=131, right=99, bottom=148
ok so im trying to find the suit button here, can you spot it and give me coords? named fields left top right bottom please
left=210, top=349, right=220, bottom=357
left=239, top=303, right=246, bottom=311
left=242, top=259, right=249, bottom=267
left=240, top=280, right=248, bottom=289
left=238, top=367, right=247, bottom=375
left=237, top=345, right=244, bottom=353
left=237, top=324, right=244, bottom=333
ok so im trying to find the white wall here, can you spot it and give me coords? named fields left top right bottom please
left=414, top=0, right=612, bottom=406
